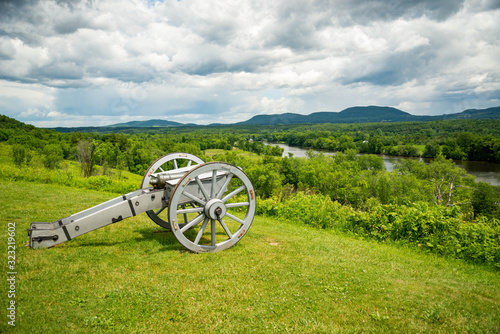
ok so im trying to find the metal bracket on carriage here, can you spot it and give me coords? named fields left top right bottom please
left=28, top=187, right=166, bottom=249
left=28, top=153, right=256, bottom=253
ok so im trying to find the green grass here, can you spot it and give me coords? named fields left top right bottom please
left=205, top=148, right=260, bottom=159
left=415, top=144, right=426, bottom=152
left=1, top=180, right=500, bottom=333
left=0, top=142, right=142, bottom=194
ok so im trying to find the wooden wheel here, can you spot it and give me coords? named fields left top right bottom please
left=141, top=153, right=204, bottom=229
left=168, top=162, right=256, bottom=252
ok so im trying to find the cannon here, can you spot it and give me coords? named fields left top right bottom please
left=28, top=153, right=256, bottom=253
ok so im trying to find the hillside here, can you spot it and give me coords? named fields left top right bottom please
left=0, top=114, right=36, bottom=130
left=1, top=123, right=499, bottom=332
left=234, top=112, right=306, bottom=125
left=235, top=105, right=500, bottom=125
left=234, top=106, right=417, bottom=125
left=442, top=106, right=500, bottom=120
left=108, top=119, right=189, bottom=127
left=308, top=106, right=420, bottom=123
left=17, top=105, right=494, bottom=131
left=2, top=179, right=500, bottom=333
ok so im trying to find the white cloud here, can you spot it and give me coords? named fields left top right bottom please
left=19, top=108, right=47, bottom=118
left=0, top=0, right=499, bottom=127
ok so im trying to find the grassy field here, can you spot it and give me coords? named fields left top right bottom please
left=1, top=180, right=500, bottom=333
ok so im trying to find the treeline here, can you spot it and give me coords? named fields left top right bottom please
left=214, top=149, right=498, bottom=218
left=6, top=114, right=499, bottom=166
left=256, top=120, right=500, bottom=162
left=2, top=115, right=499, bottom=218
left=1, top=115, right=284, bottom=177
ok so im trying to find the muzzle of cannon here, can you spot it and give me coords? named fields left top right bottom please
left=28, top=153, right=256, bottom=253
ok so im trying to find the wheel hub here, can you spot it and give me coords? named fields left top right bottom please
left=204, top=198, right=226, bottom=220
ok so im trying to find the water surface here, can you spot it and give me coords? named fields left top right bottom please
left=268, top=143, right=500, bottom=186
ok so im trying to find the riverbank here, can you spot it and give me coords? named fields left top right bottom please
left=266, top=142, right=500, bottom=186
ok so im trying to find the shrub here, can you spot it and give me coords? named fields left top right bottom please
left=258, top=192, right=500, bottom=268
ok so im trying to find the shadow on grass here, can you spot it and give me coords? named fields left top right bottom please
left=62, top=228, right=183, bottom=252
left=59, top=225, right=217, bottom=253
left=135, top=227, right=184, bottom=252
left=135, top=227, right=231, bottom=253
left=65, top=240, right=131, bottom=248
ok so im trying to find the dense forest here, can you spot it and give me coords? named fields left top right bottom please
left=253, top=120, right=500, bottom=162
left=1, top=114, right=499, bottom=267
left=47, top=117, right=500, bottom=162
left=1, top=114, right=499, bottom=209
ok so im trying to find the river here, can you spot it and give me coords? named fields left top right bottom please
left=267, top=143, right=500, bottom=186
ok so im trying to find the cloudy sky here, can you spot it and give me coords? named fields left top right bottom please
left=0, top=0, right=499, bottom=127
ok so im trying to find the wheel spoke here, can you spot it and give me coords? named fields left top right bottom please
left=181, top=204, right=188, bottom=223
left=182, top=191, right=206, bottom=206
left=159, top=166, right=165, bottom=172
left=225, top=201, right=249, bottom=208
left=180, top=214, right=205, bottom=233
left=221, top=185, right=246, bottom=203
left=211, top=170, right=217, bottom=198
left=155, top=205, right=167, bottom=215
left=176, top=206, right=204, bottom=214
left=225, top=212, right=245, bottom=225
left=187, top=160, right=192, bottom=167
left=194, top=218, right=209, bottom=245
left=216, top=173, right=233, bottom=199
left=173, top=159, right=178, bottom=169
left=218, top=218, right=233, bottom=239
left=196, top=176, right=210, bottom=201
left=211, top=219, right=216, bottom=246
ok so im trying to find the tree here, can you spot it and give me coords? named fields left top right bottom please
left=394, top=158, right=425, bottom=177
left=12, top=144, right=28, bottom=166
left=472, top=182, right=498, bottom=218
left=403, top=144, right=420, bottom=157
left=43, top=144, right=63, bottom=169
left=423, top=142, right=440, bottom=158
left=423, top=156, right=470, bottom=206
left=356, top=154, right=385, bottom=171
left=77, top=139, right=96, bottom=177
left=441, top=140, right=466, bottom=160
left=245, top=162, right=284, bottom=198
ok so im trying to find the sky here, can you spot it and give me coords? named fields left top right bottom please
left=0, top=0, right=499, bottom=127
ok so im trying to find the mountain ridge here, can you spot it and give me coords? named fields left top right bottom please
left=234, top=106, right=500, bottom=125
left=236, top=106, right=426, bottom=125
left=108, top=119, right=196, bottom=128
left=38, top=105, right=500, bottom=131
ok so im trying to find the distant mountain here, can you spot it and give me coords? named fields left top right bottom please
left=236, top=106, right=500, bottom=126
left=309, top=106, right=418, bottom=123
left=235, top=113, right=306, bottom=125
left=0, top=114, right=35, bottom=130
left=40, top=105, right=500, bottom=132
left=108, top=119, right=187, bottom=127
left=440, top=106, right=500, bottom=120
left=236, top=106, right=424, bottom=125
left=50, top=118, right=198, bottom=133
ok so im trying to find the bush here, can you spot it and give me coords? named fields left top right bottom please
left=43, top=144, right=64, bottom=169
left=258, top=192, right=500, bottom=268
left=472, top=182, right=498, bottom=218
left=12, top=144, right=31, bottom=166
left=0, top=161, right=137, bottom=194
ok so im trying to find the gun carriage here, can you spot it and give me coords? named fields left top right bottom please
left=28, top=153, right=256, bottom=253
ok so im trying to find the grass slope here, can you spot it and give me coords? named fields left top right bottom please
left=1, top=180, right=499, bottom=333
